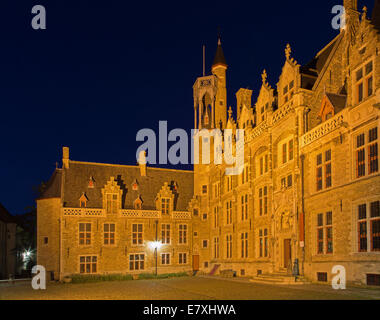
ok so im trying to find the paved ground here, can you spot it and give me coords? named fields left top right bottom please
left=0, top=276, right=379, bottom=300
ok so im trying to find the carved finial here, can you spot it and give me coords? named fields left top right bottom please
left=228, top=106, right=233, bottom=120
left=362, top=6, right=367, bottom=19
left=262, top=69, right=267, bottom=84
left=285, top=43, right=291, bottom=60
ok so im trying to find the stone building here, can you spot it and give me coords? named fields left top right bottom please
left=37, top=148, right=194, bottom=280
left=38, top=0, right=380, bottom=286
left=0, top=203, right=17, bottom=279
left=189, top=0, right=380, bottom=286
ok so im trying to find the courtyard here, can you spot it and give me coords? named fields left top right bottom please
left=0, top=276, right=379, bottom=300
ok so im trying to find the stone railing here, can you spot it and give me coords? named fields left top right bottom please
left=120, top=210, right=161, bottom=219
left=172, top=211, right=192, bottom=220
left=272, top=103, right=295, bottom=125
left=63, top=208, right=105, bottom=217
left=300, top=111, right=346, bottom=148
left=247, top=120, right=269, bottom=142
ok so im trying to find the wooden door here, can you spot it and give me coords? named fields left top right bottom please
left=284, top=239, right=292, bottom=269
left=192, top=255, right=199, bottom=271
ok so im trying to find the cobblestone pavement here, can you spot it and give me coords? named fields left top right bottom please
left=0, top=276, right=379, bottom=300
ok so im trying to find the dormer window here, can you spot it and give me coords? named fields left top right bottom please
left=161, top=198, right=170, bottom=214
left=134, top=196, right=143, bottom=210
left=88, top=176, right=95, bottom=188
left=79, top=193, right=88, bottom=208
left=132, top=180, right=139, bottom=191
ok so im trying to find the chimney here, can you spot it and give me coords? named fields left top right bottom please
left=138, top=150, right=147, bottom=176
left=62, top=146, right=70, bottom=169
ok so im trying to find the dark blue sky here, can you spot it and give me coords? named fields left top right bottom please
left=0, top=0, right=374, bottom=214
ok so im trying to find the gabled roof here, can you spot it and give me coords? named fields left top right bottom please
left=0, top=203, right=15, bottom=223
left=62, top=161, right=194, bottom=211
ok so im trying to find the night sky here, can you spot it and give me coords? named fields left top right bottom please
left=0, top=0, right=374, bottom=214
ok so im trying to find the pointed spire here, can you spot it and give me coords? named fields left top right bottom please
left=285, top=44, right=291, bottom=60
left=212, top=34, right=227, bottom=68
left=228, top=106, right=233, bottom=120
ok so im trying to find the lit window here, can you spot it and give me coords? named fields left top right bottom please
left=358, top=201, right=380, bottom=252
left=355, top=127, right=378, bottom=178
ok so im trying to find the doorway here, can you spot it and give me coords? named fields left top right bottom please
left=283, top=239, right=292, bottom=269
left=192, top=255, right=199, bottom=271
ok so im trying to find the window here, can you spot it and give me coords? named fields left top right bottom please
left=282, top=143, right=287, bottom=164
left=193, top=208, right=199, bottom=217
left=79, top=223, right=91, bottom=245
left=161, top=198, right=170, bottom=214
left=179, top=224, right=187, bottom=244
left=202, top=185, right=208, bottom=194
left=43, top=237, right=48, bottom=245
left=356, top=127, right=378, bottom=178
left=259, top=187, right=268, bottom=216
left=161, top=253, right=170, bottom=265
left=241, top=233, right=248, bottom=258
left=288, top=140, right=294, bottom=161
left=316, top=150, right=332, bottom=191
left=317, top=272, right=328, bottom=282
left=241, top=194, right=248, bottom=221
left=132, top=224, right=143, bottom=245
left=106, top=194, right=118, bottom=214
left=367, top=274, right=380, bottom=286
left=287, top=175, right=293, bottom=188
left=213, top=182, right=220, bottom=198
left=358, top=201, right=380, bottom=252
left=225, top=176, right=233, bottom=192
left=226, top=234, right=232, bottom=259
left=226, top=200, right=233, bottom=225
left=104, top=223, right=115, bottom=245
left=281, top=177, right=287, bottom=189
left=325, top=150, right=332, bottom=188
left=80, top=256, right=97, bottom=274
left=161, top=224, right=170, bottom=244
left=242, top=164, right=250, bottom=183
left=179, top=253, right=187, bottom=264
left=259, top=155, right=268, bottom=176
left=214, top=237, right=220, bottom=259
left=259, top=229, right=268, bottom=258
left=214, top=207, right=219, bottom=228
left=355, top=60, right=374, bottom=103
left=129, top=254, right=144, bottom=270
left=202, top=213, right=208, bottom=221
left=316, top=212, right=333, bottom=254
left=202, top=240, right=208, bottom=248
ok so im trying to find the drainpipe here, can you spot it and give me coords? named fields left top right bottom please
left=300, top=154, right=305, bottom=276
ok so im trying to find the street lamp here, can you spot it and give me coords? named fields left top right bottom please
left=149, top=241, right=162, bottom=276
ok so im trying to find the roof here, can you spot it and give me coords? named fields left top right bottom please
left=0, top=203, right=15, bottom=224
left=325, top=92, right=347, bottom=113
left=62, top=161, right=194, bottom=211
left=212, top=38, right=227, bottom=67
left=38, top=169, right=62, bottom=199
